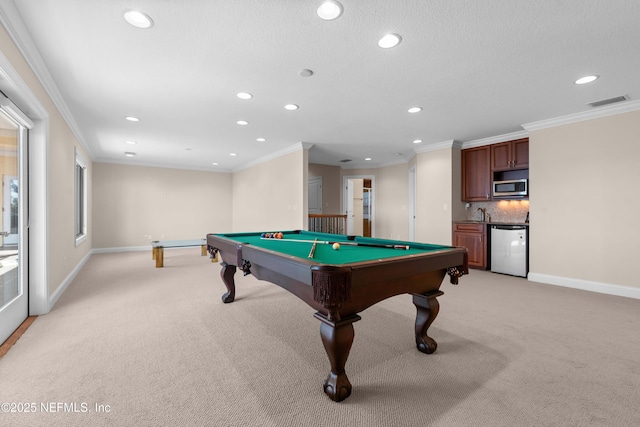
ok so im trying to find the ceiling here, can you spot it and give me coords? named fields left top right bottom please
left=1, top=0, right=639, bottom=171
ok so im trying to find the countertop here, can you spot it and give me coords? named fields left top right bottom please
left=455, top=221, right=529, bottom=226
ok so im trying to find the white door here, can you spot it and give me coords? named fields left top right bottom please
left=351, top=179, right=364, bottom=236
left=345, top=180, right=354, bottom=234
left=0, top=101, right=30, bottom=345
left=308, top=177, right=322, bottom=214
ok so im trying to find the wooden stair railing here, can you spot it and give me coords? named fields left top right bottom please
left=308, top=214, right=347, bottom=235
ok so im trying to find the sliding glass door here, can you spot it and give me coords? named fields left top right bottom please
left=0, top=107, right=28, bottom=345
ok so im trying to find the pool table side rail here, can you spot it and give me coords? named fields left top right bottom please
left=207, top=232, right=468, bottom=313
left=207, top=231, right=465, bottom=268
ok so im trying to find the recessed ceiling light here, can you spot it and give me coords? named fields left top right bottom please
left=237, top=92, right=253, bottom=99
left=413, top=139, right=422, bottom=144
left=378, top=33, right=402, bottom=49
left=575, top=75, right=599, bottom=85
left=256, top=138, right=266, bottom=142
left=236, top=120, right=249, bottom=125
left=284, top=104, right=299, bottom=110
left=125, top=140, right=137, bottom=145
left=317, top=1, right=343, bottom=20
left=365, top=157, right=372, bottom=161
left=123, top=10, right=154, bottom=29
left=125, top=116, right=140, bottom=122
left=230, top=153, right=237, bottom=156
left=124, top=152, right=136, bottom=157
left=408, top=107, right=422, bottom=113
left=212, top=162, right=219, bottom=166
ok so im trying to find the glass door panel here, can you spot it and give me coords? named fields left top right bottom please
left=0, top=109, right=26, bottom=345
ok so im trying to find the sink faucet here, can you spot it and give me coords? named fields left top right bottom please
left=477, top=207, right=486, bottom=222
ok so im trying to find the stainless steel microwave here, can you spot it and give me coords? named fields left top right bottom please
left=493, top=179, right=528, bottom=197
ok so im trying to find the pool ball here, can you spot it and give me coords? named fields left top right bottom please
left=332, top=243, right=340, bottom=250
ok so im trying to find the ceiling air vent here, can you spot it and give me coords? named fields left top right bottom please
left=587, top=95, right=629, bottom=108
left=339, top=159, right=352, bottom=163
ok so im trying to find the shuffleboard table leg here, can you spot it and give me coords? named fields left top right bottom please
left=412, top=290, right=444, bottom=354
left=314, top=312, right=361, bottom=402
left=220, top=262, right=236, bottom=303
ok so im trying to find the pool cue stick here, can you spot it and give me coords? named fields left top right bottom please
left=261, top=237, right=409, bottom=250
left=308, top=238, right=318, bottom=258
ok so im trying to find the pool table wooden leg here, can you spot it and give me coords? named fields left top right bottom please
left=412, top=290, right=444, bottom=354
left=314, top=312, right=361, bottom=402
left=219, top=262, right=236, bottom=303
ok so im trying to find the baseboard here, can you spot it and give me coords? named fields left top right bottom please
left=48, top=250, right=93, bottom=311
left=528, top=273, right=640, bottom=300
left=92, top=246, right=150, bottom=253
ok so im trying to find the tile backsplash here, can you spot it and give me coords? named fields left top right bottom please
left=464, top=200, right=529, bottom=223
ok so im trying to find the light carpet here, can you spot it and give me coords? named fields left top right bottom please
left=1, top=249, right=639, bottom=426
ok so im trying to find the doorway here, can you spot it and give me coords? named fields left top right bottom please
left=343, top=175, right=374, bottom=237
left=0, top=105, right=29, bottom=345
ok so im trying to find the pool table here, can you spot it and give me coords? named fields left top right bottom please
left=207, top=230, right=468, bottom=402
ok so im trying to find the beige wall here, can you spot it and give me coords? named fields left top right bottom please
left=415, top=148, right=463, bottom=245
left=529, top=110, right=640, bottom=289
left=92, top=163, right=232, bottom=248
left=232, top=148, right=307, bottom=232
left=1, top=24, right=92, bottom=301
left=375, top=163, right=410, bottom=240
left=308, top=163, right=341, bottom=213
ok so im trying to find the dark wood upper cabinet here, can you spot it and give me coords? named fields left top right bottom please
left=462, top=146, right=491, bottom=201
left=491, top=138, right=529, bottom=171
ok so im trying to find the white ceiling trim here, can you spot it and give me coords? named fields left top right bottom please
left=461, top=130, right=529, bottom=149
left=523, top=99, right=640, bottom=132
left=0, top=1, right=94, bottom=158
left=231, top=142, right=313, bottom=173
left=414, top=139, right=460, bottom=153
left=94, top=157, right=234, bottom=173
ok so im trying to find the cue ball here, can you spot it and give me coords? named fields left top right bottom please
left=332, top=243, right=340, bottom=250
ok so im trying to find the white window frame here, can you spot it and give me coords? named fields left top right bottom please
left=74, top=147, right=87, bottom=246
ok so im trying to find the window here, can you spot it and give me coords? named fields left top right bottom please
left=75, top=148, right=87, bottom=245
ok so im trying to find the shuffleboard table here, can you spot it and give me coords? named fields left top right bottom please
left=207, top=230, right=468, bottom=402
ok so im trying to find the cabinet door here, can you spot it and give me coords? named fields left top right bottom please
left=453, top=232, right=485, bottom=269
left=462, top=146, right=490, bottom=201
left=491, top=141, right=512, bottom=171
left=512, top=138, right=529, bottom=169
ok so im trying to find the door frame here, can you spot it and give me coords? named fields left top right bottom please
left=342, top=174, right=375, bottom=237
left=0, top=101, right=30, bottom=345
left=0, top=51, right=49, bottom=316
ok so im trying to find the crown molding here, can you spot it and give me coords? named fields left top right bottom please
left=95, top=142, right=314, bottom=174
left=232, top=142, right=313, bottom=172
left=414, top=139, right=461, bottom=153
left=0, top=1, right=94, bottom=159
left=93, top=157, right=233, bottom=173
left=522, top=99, right=640, bottom=132
left=461, top=130, right=529, bottom=149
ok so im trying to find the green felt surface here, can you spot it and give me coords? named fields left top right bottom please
left=216, top=231, right=452, bottom=265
